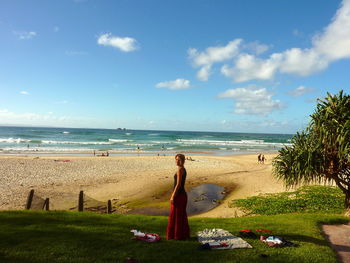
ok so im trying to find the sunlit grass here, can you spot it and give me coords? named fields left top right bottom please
left=0, top=210, right=347, bottom=263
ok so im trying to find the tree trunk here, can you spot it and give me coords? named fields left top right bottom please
left=332, top=175, right=350, bottom=210
left=346, top=209, right=350, bottom=217
left=345, top=190, right=350, bottom=210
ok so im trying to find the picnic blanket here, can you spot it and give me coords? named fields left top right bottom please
left=197, top=228, right=252, bottom=250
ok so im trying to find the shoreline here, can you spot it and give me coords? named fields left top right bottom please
left=0, top=148, right=280, bottom=157
left=0, top=153, right=284, bottom=217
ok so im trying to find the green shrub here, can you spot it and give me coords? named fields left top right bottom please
left=232, top=186, right=345, bottom=215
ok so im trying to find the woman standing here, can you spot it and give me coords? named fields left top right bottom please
left=166, top=154, right=190, bottom=240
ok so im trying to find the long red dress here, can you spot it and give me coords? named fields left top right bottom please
left=166, top=169, right=190, bottom=240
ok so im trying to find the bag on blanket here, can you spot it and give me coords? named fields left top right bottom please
left=261, top=235, right=296, bottom=248
left=131, top=230, right=160, bottom=243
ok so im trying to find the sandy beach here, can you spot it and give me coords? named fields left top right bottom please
left=0, top=153, right=287, bottom=217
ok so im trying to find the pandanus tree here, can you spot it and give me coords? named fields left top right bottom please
left=273, top=90, right=350, bottom=210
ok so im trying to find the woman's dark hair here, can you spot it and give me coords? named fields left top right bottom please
left=175, top=153, right=185, bottom=163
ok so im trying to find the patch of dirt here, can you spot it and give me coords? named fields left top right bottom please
left=322, top=223, right=350, bottom=263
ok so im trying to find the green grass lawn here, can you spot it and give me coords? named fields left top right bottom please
left=0, top=211, right=348, bottom=263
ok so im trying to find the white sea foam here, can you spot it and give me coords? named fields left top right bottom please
left=0, top=137, right=30, bottom=143
left=0, top=137, right=114, bottom=145
left=240, top=140, right=264, bottom=144
left=108, top=139, right=130, bottom=143
left=0, top=146, right=159, bottom=154
left=176, top=139, right=291, bottom=147
left=0, top=146, right=148, bottom=153
left=176, top=139, right=234, bottom=145
left=63, top=131, right=70, bottom=134
left=150, top=140, right=173, bottom=144
left=0, top=146, right=94, bottom=152
left=124, top=143, right=155, bottom=147
left=42, top=140, right=113, bottom=145
left=0, top=136, right=290, bottom=150
left=177, top=139, right=263, bottom=145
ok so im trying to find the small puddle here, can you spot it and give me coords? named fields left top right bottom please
left=126, top=184, right=226, bottom=216
left=187, top=184, right=226, bottom=215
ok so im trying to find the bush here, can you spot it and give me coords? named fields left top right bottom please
left=232, top=186, right=345, bottom=215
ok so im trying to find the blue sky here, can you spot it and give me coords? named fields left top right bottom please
left=1, top=0, right=350, bottom=133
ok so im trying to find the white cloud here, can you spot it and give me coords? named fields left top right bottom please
left=192, top=0, right=350, bottom=83
left=279, top=48, right=328, bottom=75
left=288, top=86, right=315, bottom=97
left=196, top=65, right=212, bottom=81
left=97, top=33, right=139, bottom=52
left=188, top=39, right=242, bottom=81
left=0, top=109, right=91, bottom=127
left=221, top=46, right=330, bottom=82
left=313, top=0, right=350, bottom=61
left=155, top=79, right=191, bottom=90
left=0, top=109, right=134, bottom=129
left=243, top=41, right=270, bottom=55
left=221, top=53, right=282, bottom=82
left=218, top=86, right=283, bottom=116
left=0, top=109, right=55, bottom=121
left=13, top=31, right=37, bottom=40
left=20, top=91, right=29, bottom=95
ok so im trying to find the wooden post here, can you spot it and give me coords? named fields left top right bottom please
left=107, top=200, right=112, bottom=214
left=78, top=191, right=84, bottom=212
left=43, top=198, right=50, bottom=211
left=26, top=189, right=34, bottom=210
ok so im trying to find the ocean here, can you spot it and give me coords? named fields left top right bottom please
left=0, top=126, right=293, bottom=156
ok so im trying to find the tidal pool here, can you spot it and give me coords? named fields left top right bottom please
left=126, top=184, right=226, bottom=216
left=187, top=184, right=226, bottom=215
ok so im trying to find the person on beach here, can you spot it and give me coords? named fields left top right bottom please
left=258, top=154, right=261, bottom=164
left=166, top=154, right=190, bottom=240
